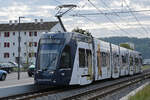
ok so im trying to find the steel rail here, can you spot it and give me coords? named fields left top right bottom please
left=0, top=86, right=55, bottom=100
left=88, top=73, right=150, bottom=100
left=1, top=86, right=80, bottom=100
left=1, top=69, right=150, bottom=100
left=63, top=71, right=150, bottom=100
left=15, top=87, right=68, bottom=100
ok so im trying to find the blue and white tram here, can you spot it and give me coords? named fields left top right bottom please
left=34, top=32, right=142, bottom=86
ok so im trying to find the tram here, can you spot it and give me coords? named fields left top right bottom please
left=34, top=32, right=142, bottom=86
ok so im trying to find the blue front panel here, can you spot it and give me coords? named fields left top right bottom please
left=35, top=33, right=77, bottom=86
left=35, top=69, right=72, bottom=85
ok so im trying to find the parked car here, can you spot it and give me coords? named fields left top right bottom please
left=0, top=63, right=13, bottom=73
left=0, top=70, right=7, bottom=81
left=8, top=61, right=23, bottom=68
left=8, top=62, right=18, bottom=67
left=27, top=65, right=35, bottom=77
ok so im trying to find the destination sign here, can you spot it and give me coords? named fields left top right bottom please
left=40, top=39, right=62, bottom=44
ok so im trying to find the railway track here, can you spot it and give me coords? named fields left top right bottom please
left=1, top=69, right=150, bottom=100
left=0, top=85, right=80, bottom=100
left=0, top=86, right=55, bottom=100
left=14, top=87, right=70, bottom=100
left=64, top=71, right=150, bottom=100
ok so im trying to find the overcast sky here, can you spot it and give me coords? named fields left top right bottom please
left=0, top=0, right=150, bottom=38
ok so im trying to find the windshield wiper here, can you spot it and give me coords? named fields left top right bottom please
left=42, top=61, right=50, bottom=71
left=50, top=56, right=57, bottom=65
left=42, top=56, right=57, bottom=71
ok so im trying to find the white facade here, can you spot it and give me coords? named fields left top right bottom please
left=0, top=22, right=63, bottom=63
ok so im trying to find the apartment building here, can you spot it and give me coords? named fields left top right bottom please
left=0, top=20, right=63, bottom=63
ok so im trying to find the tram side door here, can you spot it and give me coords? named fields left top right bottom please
left=129, top=56, right=134, bottom=75
left=112, top=52, right=120, bottom=78
left=78, top=48, right=93, bottom=85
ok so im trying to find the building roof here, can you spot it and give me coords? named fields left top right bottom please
left=0, top=21, right=58, bottom=31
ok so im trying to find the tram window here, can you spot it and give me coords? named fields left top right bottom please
left=122, top=56, right=127, bottom=65
left=60, top=45, right=71, bottom=68
left=97, top=51, right=101, bottom=68
left=130, top=57, right=133, bottom=66
left=135, top=58, right=139, bottom=65
left=79, top=48, right=86, bottom=68
left=101, top=52, right=107, bottom=67
left=113, top=54, right=119, bottom=66
left=97, top=51, right=109, bottom=67
left=86, top=50, right=92, bottom=68
left=139, top=58, right=142, bottom=65
left=106, top=53, right=110, bottom=66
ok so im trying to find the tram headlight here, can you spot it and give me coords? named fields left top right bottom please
left=49, top=71, right=54, bottom=74
left=53, top=80, right=56, bottom=83
left=61, top=72, right=65, bottom=76
left=36, top=71, right=38, bottom=74
left=36, top=70, right=41, bottom=74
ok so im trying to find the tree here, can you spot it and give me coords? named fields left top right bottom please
left=72, top=27, right=91, bottom=36
left=120, top=43, right=134, bottom=50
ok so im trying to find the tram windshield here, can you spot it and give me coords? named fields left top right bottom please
left=38, top=39, right=63, bottom=71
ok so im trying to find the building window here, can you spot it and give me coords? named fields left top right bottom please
left=24, top=32, right=26, bottom=35
left=29, top=32, right=32, bottom=37
left=24, top=53, right=26, bottom=56
left=29, top=53, right=32, bottom=57
left=13, top=42, right=15, bottom=46
left=4, top=42, right=10, bottom=47
left=13, top=53, right=15, bottom=56
left=34, top=32, right=37, bottom=36
left=29, top=42, right=32, bottom=47
left=4, top=53, right=9, bottom=58
left=34, top=53, right=37, bottom=57
left=29, top=42, right=37, bottom=47
left=28, top=52, right=36, bottom=58
left=34, top=42, right=37, bottom=47
left=13, top=32, right=15, bottom=35
left=4, top=32, right=10, bottom=37
left=29, top=53, right=35, bottom=58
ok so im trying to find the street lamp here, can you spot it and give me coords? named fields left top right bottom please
left=18, top=16, right=25, bottom=80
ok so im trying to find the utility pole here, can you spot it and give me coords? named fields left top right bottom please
left=18, top=16, right=25, bottom=80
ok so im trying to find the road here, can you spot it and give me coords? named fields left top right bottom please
left=0, top=72, right=34, bottom=88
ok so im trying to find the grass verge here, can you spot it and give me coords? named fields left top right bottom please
left=129, top=84, right=150, bottom=100
left=142, top=65, right=150, bottom=70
